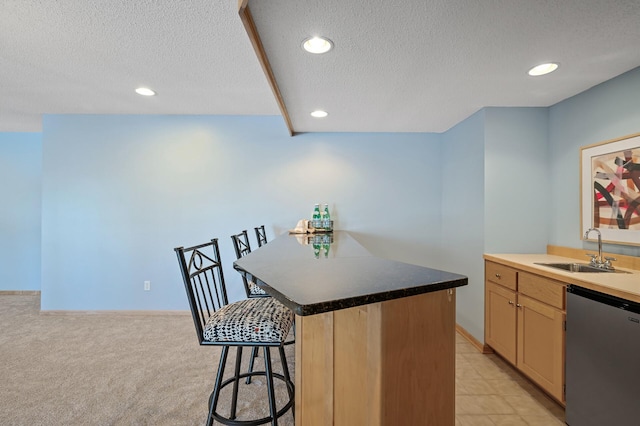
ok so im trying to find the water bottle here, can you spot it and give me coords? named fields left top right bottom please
left=322, top=203, right=331, bottom=230
left=312, top=203, right=321, bottom=228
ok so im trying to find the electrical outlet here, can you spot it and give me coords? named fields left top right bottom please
left=144, top=281, right=151, bottom=291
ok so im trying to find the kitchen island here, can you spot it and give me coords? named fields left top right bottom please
left=233, top=231, right=468, bottom=426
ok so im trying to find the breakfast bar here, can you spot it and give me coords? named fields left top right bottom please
left=233, top=231, right=468, bottom=425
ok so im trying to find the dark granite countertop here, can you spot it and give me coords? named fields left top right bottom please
left=233, top=231, right=468, bottom=316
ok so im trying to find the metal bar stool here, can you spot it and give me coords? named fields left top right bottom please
left=230, top=230, right=269, bottom=298
left=254, top=225, right=268, bottom=247
left=175, top=238, right=294, bottom=425
left=231, top=229, right=278, bottom=384
left=233, top=227, right=295, bottom=350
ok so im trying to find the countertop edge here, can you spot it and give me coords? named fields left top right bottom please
left=256, top=276, right=468, bottom=316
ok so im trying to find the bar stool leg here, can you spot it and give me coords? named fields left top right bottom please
left=208, top=346, right=229, bottom=426
left=246, top=346, right=259, bottom=384
left=263, top=346, right=278, bottom=426
left=278, top=346, right=294, bottom=417
left=228, top=346, right=244, bottom=420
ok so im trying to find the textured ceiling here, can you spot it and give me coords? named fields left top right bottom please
left=2, top=0, right=640, bottom=134
left=0, top=0, right=278, bottom=132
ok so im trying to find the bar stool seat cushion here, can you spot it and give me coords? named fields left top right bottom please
left=248, top=280, right=267, bottom=296
left=203, top=297, right=293, bottom=344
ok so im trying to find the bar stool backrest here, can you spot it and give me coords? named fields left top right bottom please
left=254, top=225, right=268, bottom=247
left=230, top=230, right=251, bottom=259
left=231, top=229, right=270, bottom=298
left=174, top=238, right=228, bottom=345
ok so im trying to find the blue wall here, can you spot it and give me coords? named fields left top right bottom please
left=440, top=110, right=486, bottom=339
left=40, top=115, right=441, bottom=310
left=2, top=67, right=639, bottom=342
left=0, top=133, right=42, bottom=291
left=439, top=107, right=551, bottom=341
left=549, top=67, right=640, bottom=257
left=484, top=107, right=550, bottom=254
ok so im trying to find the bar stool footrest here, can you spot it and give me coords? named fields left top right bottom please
left=209, top=371, right=294, bottom=426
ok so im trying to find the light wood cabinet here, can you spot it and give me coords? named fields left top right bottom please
left=485, top=281, right=517, bottom=364
left=484, top=261, right=566, bottom=404
left=296, top=289, right=456, bottom=426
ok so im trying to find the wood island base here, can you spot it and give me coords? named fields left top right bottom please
left=294, top=289, right=456, bottom=426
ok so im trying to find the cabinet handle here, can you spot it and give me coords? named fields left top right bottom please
left=508, top=300, right=514, bottom=305
left=495, top=273, right=501, bottom=279
left=516, top=303, right=522, bottom=308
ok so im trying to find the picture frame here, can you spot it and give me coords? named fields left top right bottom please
left=580, top=132, right=640, bottom=246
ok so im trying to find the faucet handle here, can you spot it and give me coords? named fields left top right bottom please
left=604, top=256, right=617, bottom=269
left=586, top=253, right=598, bottom=264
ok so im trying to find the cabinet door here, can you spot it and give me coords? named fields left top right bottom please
left=485, top=281, right=517, bottom=365
left=517, top=294, right=565, bottom=402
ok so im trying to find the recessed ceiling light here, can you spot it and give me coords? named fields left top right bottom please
left=528, top=63, right=559, bottom=76
left=310, top=110, right=328, bottom=118
left=135, top=87, right=156, bottom=96
left=302, top=36, right=333, bottom=54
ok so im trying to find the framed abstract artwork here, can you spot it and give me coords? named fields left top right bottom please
left=580, top=132, right=640, bottom=246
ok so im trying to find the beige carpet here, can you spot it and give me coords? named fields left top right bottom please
left=0, top=295, right=295, bottom=425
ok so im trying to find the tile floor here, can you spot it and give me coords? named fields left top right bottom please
left=456, top=333, right=566, bottom=426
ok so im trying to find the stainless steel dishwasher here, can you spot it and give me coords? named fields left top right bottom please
left=566, top=285, right=640, bottom=426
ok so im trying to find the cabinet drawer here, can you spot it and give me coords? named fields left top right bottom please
left=518, top=272, right=565, bottom=310
left=485, top=261, right=517, bottom=290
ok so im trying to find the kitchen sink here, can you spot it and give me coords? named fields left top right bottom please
left=534, top=262, right=629, bottom=273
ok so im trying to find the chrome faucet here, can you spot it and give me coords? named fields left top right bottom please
left=584, top=228, right=616, bottom=269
